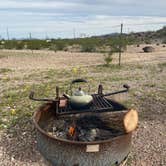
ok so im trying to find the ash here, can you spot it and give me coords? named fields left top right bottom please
left=44, top=115, right=123, bottom=142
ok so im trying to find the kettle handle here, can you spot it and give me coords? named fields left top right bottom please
left=70, top=78, right=90, bottom=94
left=71, top=78, right=88, bottom=84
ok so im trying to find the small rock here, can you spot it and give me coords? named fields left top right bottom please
left=143, top=125, right=147, bottom=129
left=134, top=91, right=142, bottom=97
left=11, top=157, right=15, bottom=162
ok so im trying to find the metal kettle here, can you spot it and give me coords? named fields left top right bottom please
left=63, top=79, right=93, bottom=109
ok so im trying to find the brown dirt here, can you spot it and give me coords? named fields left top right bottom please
left=0, top=44, right=166, bottom=71
left=0, top=50, right=103, bottom=70
left=0, top=45, right=166, bottom=166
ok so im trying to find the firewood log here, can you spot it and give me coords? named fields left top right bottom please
left=123, top=109, right=138, bottom=133
left=58, top=109, right=138, bottom=133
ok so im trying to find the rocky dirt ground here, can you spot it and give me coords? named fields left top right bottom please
left=0, top=45, right=166, bottom=166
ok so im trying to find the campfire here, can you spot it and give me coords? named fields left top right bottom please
left=44, top=115, right=126, bottom=142
left=30, top=79, right=138, bottom=166
left=68, top=126, right=75, bottom=137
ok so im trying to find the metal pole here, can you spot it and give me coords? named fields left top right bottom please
left=29, top=32, right=32, bottom=40
left=29, top=32, right=33, bottom=54
left=45, top=32, right=48, bottom=39
left=119, top=23, right=123, bottom=66
left=6, top=27, right=10, bottom=40
left=73, top=28, right=76, bottom=39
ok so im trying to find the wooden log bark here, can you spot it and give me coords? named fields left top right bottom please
left=57, top=109, right=138, bottom=133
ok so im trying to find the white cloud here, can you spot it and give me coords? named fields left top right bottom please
left=0, top=0, right=77, bottom=9
left=0, top=14, right=165, bottom=39
left=1, top=0, right=166, bottom=16
left=0, top=0, right=166, bottom=38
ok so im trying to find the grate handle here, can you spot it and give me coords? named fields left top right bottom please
left=29, top=91, right=59, bottom=102
left=102, top=84, right=130, bottom=97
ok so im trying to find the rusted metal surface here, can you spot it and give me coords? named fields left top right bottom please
left=29, top=83, right=130, bottom=115
left=57, top=96, right=127, bottom=115
left=33, top=103, right=132, bottom=166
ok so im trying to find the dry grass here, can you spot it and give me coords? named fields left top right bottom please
left=0, top=44, right=166, bottom=71
left=0, top=44, right=166, bottom=166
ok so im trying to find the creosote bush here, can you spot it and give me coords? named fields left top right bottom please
left=81, top=44, right=96, bottom=52
left=104, top=52, right=113, bottom=66
left=49, top=44, right=57, bottom=52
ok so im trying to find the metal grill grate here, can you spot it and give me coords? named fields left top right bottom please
left=56, top=94, right=125, bottom=115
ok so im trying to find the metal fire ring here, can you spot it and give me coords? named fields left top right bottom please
left=33, top=103, right=132, bottom=166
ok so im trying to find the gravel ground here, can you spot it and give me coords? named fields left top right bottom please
left=0, top=110, right=165, bottom=166
left=0, top=46, right=166, bottom=166
left=130, top=97, right=166, bottom=166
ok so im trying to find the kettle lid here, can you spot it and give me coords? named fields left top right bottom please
left=73, top=87, right=85, bottom=96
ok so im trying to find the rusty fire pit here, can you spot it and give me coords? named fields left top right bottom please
left=31, top=82, right=137, bottom=166
left=33, top=104, right=132, bottom=166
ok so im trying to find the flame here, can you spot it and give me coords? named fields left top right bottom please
left=69, top=126, right=75, bottom=136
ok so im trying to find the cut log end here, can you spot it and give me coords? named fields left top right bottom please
left=123, top=109, right=138, bottom=133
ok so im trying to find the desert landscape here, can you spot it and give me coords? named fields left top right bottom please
left=0, top=44, right=165, bottom=165
left=1, top=0, right=166, bottom=165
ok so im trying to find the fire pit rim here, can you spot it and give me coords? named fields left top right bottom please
left=33, top=104, right=132, bottom=145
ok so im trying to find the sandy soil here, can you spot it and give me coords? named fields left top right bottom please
left=0, top=45, right=166, bottom=166
left=0, top=44, right=166, bottom=71
left=0, top=50, right=103, bottom=70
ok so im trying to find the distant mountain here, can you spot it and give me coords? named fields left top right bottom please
left=95, top=26, right=166, bottom=44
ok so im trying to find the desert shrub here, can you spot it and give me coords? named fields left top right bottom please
left=81, top=44, right=96, bottom=52
left=104, top=52, right=113, bottom=66
left=15, top=41, right=24, bottom=49
left=49, top=44, right=57, bottom=52
left=54, top=41, right=66, bottom=51
left=63, top=47, right=68, bottom=52
left=107, top=36, right=127, bottom=53
left=70, top=44, right=81, bottom=52
left=3, top=41, right=16, bottom=49
left=27, top=40, right=41, bottom=50
left=145, top=40, right=151, bottom=44
left=0, top=45, right=3, bottom=49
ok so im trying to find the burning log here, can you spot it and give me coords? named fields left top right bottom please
left=59, top=109, right=138, bottom=134
left=69, top=126, right=75, bottom=136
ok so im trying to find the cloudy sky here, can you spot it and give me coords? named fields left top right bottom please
left=0, top=0, right=166, bottom=39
